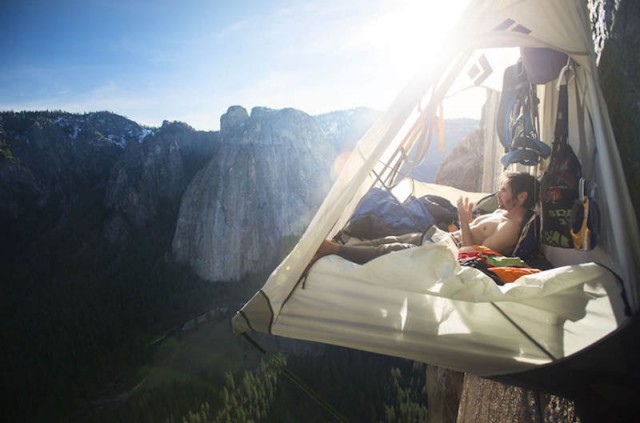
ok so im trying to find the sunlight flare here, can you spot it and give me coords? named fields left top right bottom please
left=352, top=0, right=469, bottom=80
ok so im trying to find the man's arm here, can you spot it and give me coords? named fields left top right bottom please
left=457, top=197, right=476, bottom=247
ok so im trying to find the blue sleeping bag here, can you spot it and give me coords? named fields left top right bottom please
left=343, top=188, right=457, bottom=239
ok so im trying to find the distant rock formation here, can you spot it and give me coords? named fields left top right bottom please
left=220, top=105, right=249, bottom=133
left=0, top=107, right=378, bottom=285
left=0, top=111, right=134, bottom=254
left=172, top=106, right=335, bottom=281
left=104, top=120, right=217, bottom=240
left=404, top=118, right=480, bottom=183
left=435, top=128, right=484, bottom=192
left=315, top=107, right=380, bottom=152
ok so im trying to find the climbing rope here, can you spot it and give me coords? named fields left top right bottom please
left=241, top=333, right=350, bottom=423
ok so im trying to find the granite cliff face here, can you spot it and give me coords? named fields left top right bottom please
left=0, top=111, right=219, bottom=256
left=0, top=112, right=138, bottom=257
left=315, top=107, right=381, bottom=152
left=172, top=106, right=336, bottom=281
left=104, top=120, right=218, bottom=243
left=0, top=107, right=376, bottom=285
left=0, top=112, right=129, bottom=216
left=407, top=118, right=480, bottom=183
left=591, top=0, right=640, bottom=222
left=435, top=128, right=484, bottom=192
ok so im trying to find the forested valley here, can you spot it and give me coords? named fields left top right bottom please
left=5, top=225, right=431, bottom=422
left=1, top=110, right=434, bottom=422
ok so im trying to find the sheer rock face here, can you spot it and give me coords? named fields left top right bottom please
left=220, top=105, right=249, bottom=134
left=172, top=106, right=334, bottom=281
left=0, top=112, right=132, bottom=245
left=0, top=107, right=372, bottom=283
left=315, top=107, right=381, bottom=152
left=435, top=129, right=484, bottom=192
left=104, top=120, right=218, bottom=232
left=591, top=0, right=640, bottom=222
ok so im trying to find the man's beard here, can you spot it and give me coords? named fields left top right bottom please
left=498, top=197, right=518, bottom=210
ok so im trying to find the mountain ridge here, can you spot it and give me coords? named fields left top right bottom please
left=0, top=107, right=478, bottom=282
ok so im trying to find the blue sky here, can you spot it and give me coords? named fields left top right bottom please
left=1, top=0, right=469, bottom=130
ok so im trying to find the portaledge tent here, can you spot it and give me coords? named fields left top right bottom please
left=233, top=0, right=640, bottom=399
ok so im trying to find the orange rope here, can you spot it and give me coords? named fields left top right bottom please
left=438, top=102, right=445, bottom=153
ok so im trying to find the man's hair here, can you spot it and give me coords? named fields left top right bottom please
left=504, top=172, right=538, bottom=209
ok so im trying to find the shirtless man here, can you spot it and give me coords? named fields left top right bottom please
left=315, top=172, right=538, bottom=264
left=455, top=172, right=536, bottom=254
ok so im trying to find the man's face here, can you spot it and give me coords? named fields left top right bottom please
left=497, top=182, right=519, bottom=210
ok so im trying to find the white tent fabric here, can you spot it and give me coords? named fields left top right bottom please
left=233, top=0, right=640, bottom=376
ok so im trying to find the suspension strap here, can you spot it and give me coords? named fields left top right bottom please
left=241, top=333, right=350, bottom=423
left=490, top=303, right=557, bottom=361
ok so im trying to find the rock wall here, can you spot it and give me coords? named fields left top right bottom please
left=435, top=129, right=484, bottom=191
left=172, top=106, right=334, bottom=281
left=591, top=0, right=640, bottom=222
left=104, top=120, right=217, bottom=242
left=0, top=107, right=377, bottom=284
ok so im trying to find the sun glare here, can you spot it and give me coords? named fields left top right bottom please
left=355, top=0, right=469, bottom=80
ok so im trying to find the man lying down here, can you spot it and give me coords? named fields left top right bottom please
left=299, top=172, right=624, bottom=371
left=315, top=172, right=538, bottom=264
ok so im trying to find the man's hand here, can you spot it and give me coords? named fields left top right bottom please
left=457, top=196, right=474, bottom=225
left=457, top=197, right=475, bottom=247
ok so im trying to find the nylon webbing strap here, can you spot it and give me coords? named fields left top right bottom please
left=574, top=72, right=589, bottom=177
left=241, top=333, right=350, bottom=423
left=554, top=83, right=569, bottom=146
left=490, top=303, right=557, bottom=361
left=511, top=210, right=538, bottom=256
